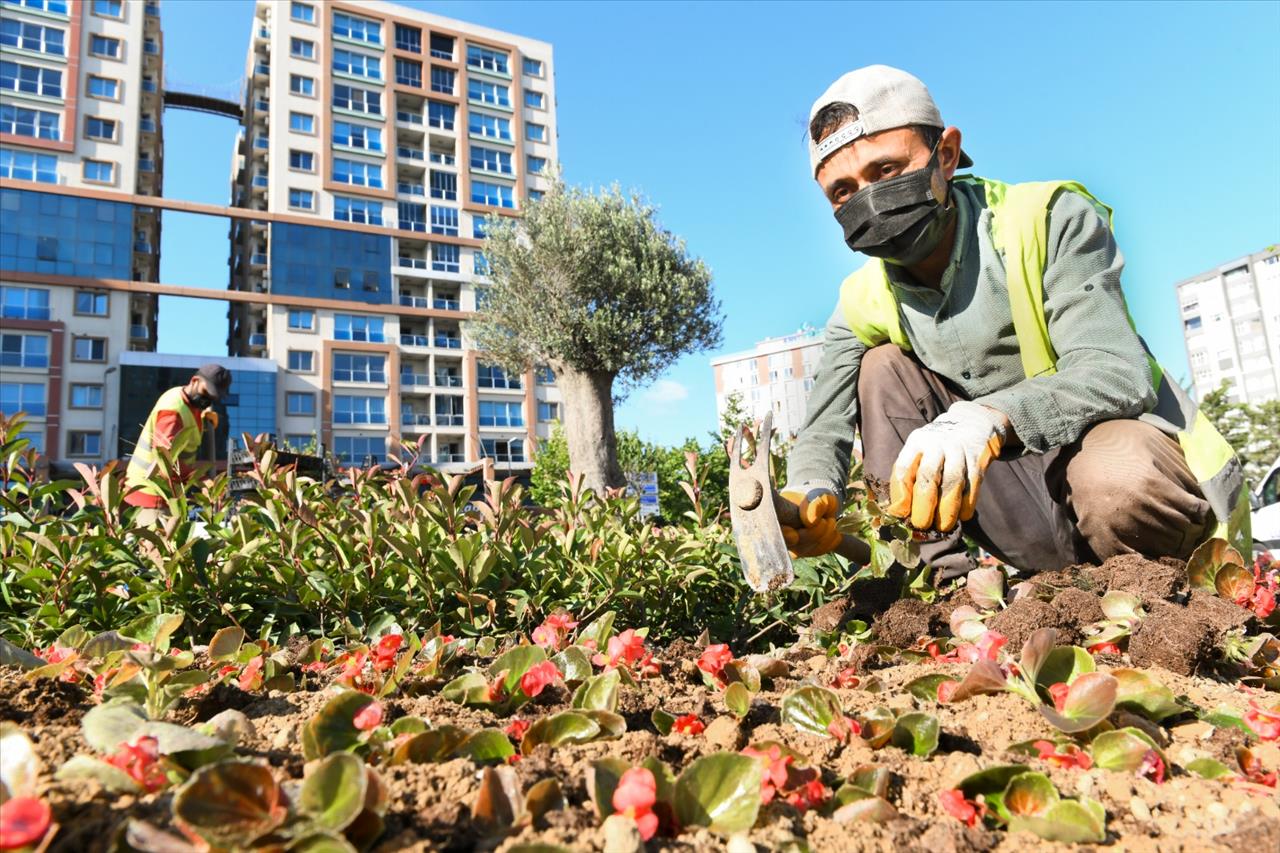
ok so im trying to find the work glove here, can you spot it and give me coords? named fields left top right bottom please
left=779, top=486, right=843, bottom=558
left=886, top=400, right=1008, bottom=532
left=203, top=410, right=219, bottom=430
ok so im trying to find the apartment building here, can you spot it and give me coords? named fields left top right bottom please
left=0, top=0, right=163, bottom=462
left=227, top=0, right=561, bottom=470
left=712, top=326, right=824, bottom=440
left=1176, top=246, right=1280, bottom=404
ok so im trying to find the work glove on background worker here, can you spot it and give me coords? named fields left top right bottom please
left=887, top=400, right=1008, bottom=532
left=779, top=486, right=842, bottom=558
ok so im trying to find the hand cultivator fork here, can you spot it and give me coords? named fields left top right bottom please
left=728, top=412, right=870, bottom=593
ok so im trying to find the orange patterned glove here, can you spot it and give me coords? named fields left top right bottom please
left=779, top=487, right=843, bottom=558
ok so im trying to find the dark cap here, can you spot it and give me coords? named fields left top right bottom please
left=195, top=363, right=233, bottom=401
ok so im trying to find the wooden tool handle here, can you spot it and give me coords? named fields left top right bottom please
left=772, top=494, right=871, bottom=566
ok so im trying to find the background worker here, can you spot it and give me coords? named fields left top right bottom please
left=123, top=363, right=231, bottom=525
left=780, top=65, right=1249, bottom=579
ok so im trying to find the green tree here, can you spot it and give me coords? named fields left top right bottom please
left=1198, top=380, right=1280, bottom=486
left=469, top=177, right=722, bottom=494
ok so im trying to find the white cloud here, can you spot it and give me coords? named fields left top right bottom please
left=642, top=379, right=689, bottom=404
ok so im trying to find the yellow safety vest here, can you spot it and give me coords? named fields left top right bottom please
left=838, top=176, right=1251, bottom=554
left=124, top=386, right=203, bottom=499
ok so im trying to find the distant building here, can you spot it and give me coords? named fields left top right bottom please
left=711, top=326, right=823, bottom=439
left=1176, top=246, right=1280, bottom=404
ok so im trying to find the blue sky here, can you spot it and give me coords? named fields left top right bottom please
left=158, top=0, right=1280, bottom=448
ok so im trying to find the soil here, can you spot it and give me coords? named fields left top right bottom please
left=3, top=552, right=1277, bottom=852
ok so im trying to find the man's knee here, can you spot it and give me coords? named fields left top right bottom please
left=858, top=344, right=915, bottom=388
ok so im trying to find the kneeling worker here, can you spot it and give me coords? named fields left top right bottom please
left=781, top=65, right=1249, bottom=578
left=123, top=363, right=232, bottom=525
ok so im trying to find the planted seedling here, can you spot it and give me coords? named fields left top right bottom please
left=740, top=742, right=830, bottom=813
left=944, top=764, right=1106, bottom=842
left=441, top=645, right=563, bottom=716
left=520, top=710, right=625, bottom=754
left=827, top=765, right=897, bottom=824
left=1085, top=590, right=1145, bottom=653
left=1089, top=727, right=1168, bottom=783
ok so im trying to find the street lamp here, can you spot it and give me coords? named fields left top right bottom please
left=103, top=365, right=118, bottom=461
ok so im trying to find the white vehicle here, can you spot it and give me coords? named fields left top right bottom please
left=1252, top=456, right=1280, bottom=560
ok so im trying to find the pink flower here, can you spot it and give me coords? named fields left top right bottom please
left=612, top=768, right=658, bottom=841
left=33, top=644, right=79, bottom=683
left=1048, top=682, right=1070, bottom=713
left=1137, top=749, right=1166, bottom=784
left=672, top=714, right=704, bottom=735
left=975, top=631, right=1008, bottom=661
left=518, top=661, right=561, bottom=698
left=237, top=656, right=264, bottom=692
left=937, top=680, right=960, bottom=703
left=1244, top=701, right=1280, bottom=741
left=832, top=668, right=860, bottom=689
left=300, top=660, right=327, bottom=673
left=352, top=701, right=384, bottom=731
left=785, top=778, right=829, bottom=812
left=696, top=644, right=733, bottom=684
left=1251, top=586, right=1276, bottom=619
left=1088, top=642, right=1122, bottom=655
left=105, top=736, right=166, bottom=792
left=592, top=629, right=648, bottom=671
left=939, top=789, right=986, bottom=827
left=372, top=634, right=403, bottom=672
left=486, top=673, right=507, bottom=703
left=531, top=625, right=557, bottom=649
left=1033, top=739, right=1093, bottom=770
left=504, top=719, right=530, bottom=741
left=0, top=797, right=51, bottom=850
left=826, top=714, right=861, bottom=743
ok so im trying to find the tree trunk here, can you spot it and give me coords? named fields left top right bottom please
left=554, top=366, right=626, bottom=495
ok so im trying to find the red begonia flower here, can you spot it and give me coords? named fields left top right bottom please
left=0, top=797, right=52, bottom=850
left=1244, top=701, right=1280, bottom=741
left=504, top=719, right=530, bottom=741
left=518, top=661, right=561, bottom=698
left=672, top=714, right=704, bottom=735
left=237, top=656, right=264, bottom=692
left=832, top=668, right=860, bottom=689
left=1048, top=682, right=1070, bottom=712
left=937, top=680, right=960, bottom=703
left=1088, top=642, right=1122, bottom=655
left=1033, top=739, right=1093, bottom=770
left=104, top=735, right=166, bottom=792
left=612, top=767, right=658, bottom=840
left=939, top=789, right=985, bottom=827
left=352, top=701, right=384, bottom=731
left=1137, top=749, right=1166, bottom=784
left=696, top=644, right=733, bottom=682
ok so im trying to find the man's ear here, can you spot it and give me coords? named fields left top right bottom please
left=939, top=126, right=963, bottom=179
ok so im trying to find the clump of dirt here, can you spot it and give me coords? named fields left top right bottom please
left=1099, top=553, right=1189, bottom=605
left=987, top=596, right=1085, bottom=648
left=872, top=598, right=943, bottom=647
left=1050, top=586, right=1105, bottom=627
left=184, top=682, right=259, bottom=724
left=808, top=596, right=852, bottom=634
left=1129, top=591, right=1252, bottom=676
left=0, top=673, right=90, bottom=727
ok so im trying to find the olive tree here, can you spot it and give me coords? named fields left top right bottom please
left=469, top=178, right=722, bottom=494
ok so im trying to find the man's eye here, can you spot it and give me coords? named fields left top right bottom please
left=880, top=163, right=900, bottom=177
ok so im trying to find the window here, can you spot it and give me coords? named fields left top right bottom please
left=523, top=57, right=544, bottom=77
left=471, top=180, right=514, bottom=209
left=526, top=122, right=547, bottom=142
left=333, top=47, right=380, bottom=80
left=432, top=243, right=459, bottom=273
left=334, top=394, right=386, bottom=424
left=290, top=38, right=315, bottom=60
left=1184, top=316, right=1203, bottom=331
left=333, top=435, right=382, bottom=465
left=468, top=111, right=510, bottom=141
left=429, top=170, right=456, bottom=200
left=333, top=267, right=351, bottom=289
left=427, top=101, right=455, bottom=130
left=524, top=90, right=545, bottom=109
left=394, top=23, right=421, bottom=53
left=0, top=382, right=44, bottom=417
left=470, top=145, right=512, bottom=174
left=332, top=83, right=381, bottom=115
left=85, top=116, right=117, bottom=142
left=74, top=290, right=108, bottom=315
left=1, top=61, right=63, bottom=97
left=69, top=383, right=102, bottom=409
left=395, top=58, right=421, bottom=87
left=83, top=159, right=114, bottom=183
left=397, top=201, right=425, bottom=232
left=429, top=33, right=453, bottom=60
left=535, top=366, right=555, bottom=385
left=287, top=350, right=314, bottom=372
left=0, top=148, right=56, bottom=183
left=89, top=34, right=121, bottom=59
left=528, top=190, right=543, bottom=202
left=91, top=0, right=122, bottom=16
left=289, top=149, right=314, bottom=171
left=0, top=20, right=65, bottom=56
left=2, top=0, right=69, bottom=12
left=289, top=74, right=315, bottom=96
left=527, top=155, right=547, bottom=175
left=87, top=75, right=118, bottom=100
left=68, top=431, right=101, bottom=457
left=0, top=286, right=49, bottom=320
left=333, top=353, right=386, bottom=383
left=332, top=119, right=382, bottom=151
left=333, top=11, right=381, bottom=45
left=286, top=392, right=316, bottom=416
left=478, top=401, right=524, bottom=427
left=0, top=104, right=59, bottom=139
left=430, top=66, right=454, bottom=94
left=473, top=219, right=488, bottom=240
left=334, top=195, right=382, bottom=225
left=290, top=2, right=314, bottom=23
left=0, top=333, right=49, bottom=368
left=478, top=364, right=522, bottom=389
left=72, top=336, right=106, bottom=362
left=429, top=205, right=458, bottom=236
left=289, top=112, right=314, bottom=133
left=284, top=434, right=313, bottom=451
left=467, top=78, right=509, bottom=107
left=287, top=309, right=314, bottom=331
left=482, top=438, right=525, bottom=463
left=332, top=157, right=382, bottom=188
left=466, top=44, right=509, bottom=75
left=537, top=401, right=559, bottom=421
left=334, top=313, right=384, bottom=342
left=288, top=188, right=314, bottom=210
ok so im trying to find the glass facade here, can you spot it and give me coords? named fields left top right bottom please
left=0, top=188, right=133, bottom=278
left=269, top=221, right=391, bottom=304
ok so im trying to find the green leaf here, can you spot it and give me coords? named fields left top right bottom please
left=1008, top=798, right=1106, bottom=844
left=300, top=753, right=366, bottom=832
left=904, top=673, right=950, bottom=702
left=1111, top=669, right=1183, bottom=721
left=1187, top=538, right=1241, bottom=591
left=207, top=627, right=246, bottom=662
left=389, top=716, right=429, bottom=737
left=390, top=726, right=470, bottom=765
left=471, top=765, right=524, bottom=829
left=521, top=712, right=601, bottom=754
left=120, top=612, right=184, bottom=653
left=890, top=712, right=939, bottom=757
left=651, top=709, right=676, bottom=735
left=303, top=691, right=376, bottom=760
left=860, top=706, right=896, bottom=749
left=845, top=765, right=890, bottom=800
left=525, top=778, right=565, bottom=823
left=456, top=729, right=516, bottom=765
left=1185, top=757, right=1233, bottom=779
left=956, top=764, right=1029, bottom=819
left=1035, top=646, right=1095, bottom=689
left=722, top=660, right=761, bottom=693
left=173, top=761, right=286, bottom=848
left=581, top=710, right=626, bottom=740
left=831, top=796, right=897, bottom=824
left=571, top=669, right=620, bottom=712
left=724, top=682, right=750, bottom=719
left=441, top=672, right=490, bottom=706
left=780, top=686, right=842, bottom=738
left=55, top=754, right=143, bottom=794
left=966, top=567, right=1005, bottom=610
left=1037, top=672, right=1117, bottom=733
left=1090, top=727, right=1164, bottom=774
left=586, top=757, right=630, bottom=819
left=673, top=752, right=763, bottom=834
left=487, top=645, right=548, bottom=696
left=550, top=646, right=593, bottom=684
left=288, top=833, right=358, bottom=853
left=0, top=637, right=43, bottom=670
left=576, top=611, right=615, bottom=649
left=1215, top=564, right=1254, bottom=603
left=1003, top=772, right=1058, bottom=817
left=949, top=660, right=1008, bottom=702
left=1099, top=590, right=1143, bottom=623
left=81, top=702, right=147, bottom=753
left=1018, top=628, right=1056, bottom=686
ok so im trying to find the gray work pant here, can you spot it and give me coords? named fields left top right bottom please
left=856, top=345, right=1210, bottom=578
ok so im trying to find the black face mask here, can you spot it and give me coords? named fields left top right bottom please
left=833, top=142, right=956, bottom=267
left=187, top=391, right=214, bottom=410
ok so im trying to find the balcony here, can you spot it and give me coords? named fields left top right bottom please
left=254, top=62, right=270, bottom=77
left=133, top=240, right=153, bottom=253
left=435, top=414, right=464, bottom=427
left=138, top=159, right=156, bottom=173
left=396, top=181, right=425, bottom=197
left=400, top=372, right=431, bottom=387
left=401, top=413, right=432, bottom=427
left=252, top=174, right=269, bottom=188
left=253, top=137, right=269, bottom=150
left=257, top=25, right=270, bottom=39
left=434, top=373, right=462, bottom=388
left=249, top=252, right=267, bottom=266
left=429, top=151, right=456, bottom=166
left=129, top=324, right=150, bottom=340
left=398, top=220, right=426, bottom=233
left=397, top=146, right=424, bottom=161
left=396, top=110, right=423, bottom=126
left=435, top=452, right=465, bottom=463
left=144, top=40, right=160, bottom=56
left=254, top=98, right=269, bottom=113
left=433, top=298, right=460, bottom=311
left=145, top=3, right=160, bottom=16
left=140, top=118, right=157, bottom=133
left=434, top=335, right=461, bottom=350
left=399, top=294, right=429, bottom=308
left=400, top=334, right=430, bottom=348
left=248, top=333, right=267, bottom=347
left=396, top=256, right=428, bottom=270
left=141, top=78, right=158, bottom=93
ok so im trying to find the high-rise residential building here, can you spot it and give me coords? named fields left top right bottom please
left=1, top=0, right=163, bottom=462
left=1176, top=246, right=1280, bottom=404
left=227, top=0, right=560, bottom=470
left=712, top=326, right=824, bottom=439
